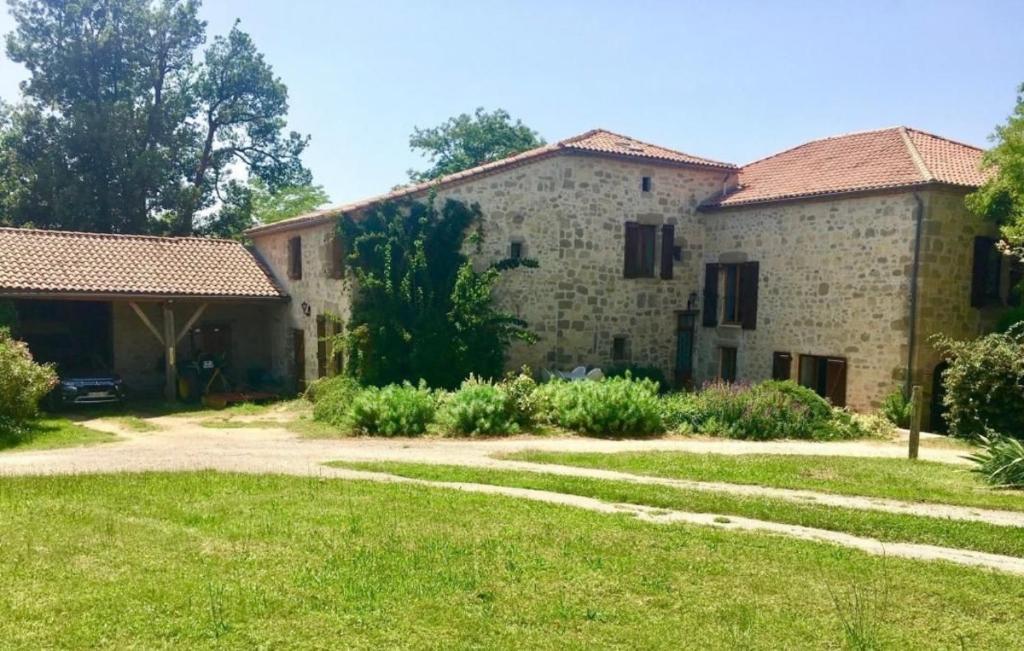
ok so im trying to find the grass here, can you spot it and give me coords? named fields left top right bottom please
left=198, top=417, right=286, bottom=429
left=0, top=416, right=118, bottom=451
left=102, top=415, right=161, bottom=432
left=1, top=472, right=1023, bottom=649
left=500, top=450, right=1024, bottom=513
left=330, top=461, right=1024, bottom=559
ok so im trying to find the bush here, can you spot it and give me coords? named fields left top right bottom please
left=535, top=376, right=664, bottom=437
left=879, top=389, right=911, bottom=428
left=0, top=328, right=57, bottom=434
left=933, top=327, right=1024, bottom=440
left=349, top=382, right=437, bottom=436
left=967, top=435, right=1024, bottom=488
left=661, top=380, right=868, bottom=441
left=309, top=376, right=363, bottom=427
left=496, top=368, right=539, bottom=427
left=603, top=364, right=670, bottom=393
left=441, top=377, right=519, bottom=436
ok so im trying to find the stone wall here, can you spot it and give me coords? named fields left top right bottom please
left=697, top=192, right=920, bottom=411
left=250, top=152, right=729, bottom=386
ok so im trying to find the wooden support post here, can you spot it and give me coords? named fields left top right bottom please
left=908, top=384, right=922, bottom=460
left=162, top=303, right=176, bottom=402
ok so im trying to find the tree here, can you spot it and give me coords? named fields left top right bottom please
left=198, top=178, right=328, bottom=238
left=407, top=108, right=544, bottom=182
left=0, top=0, right=311, bottom=235
left=339, top=196, right=537, bottom=388
left=967, top=83, right=1024, bottom=260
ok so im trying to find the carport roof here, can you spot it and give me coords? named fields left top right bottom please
left=0, top=227, right=286, bottom=300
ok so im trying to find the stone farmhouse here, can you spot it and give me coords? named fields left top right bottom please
left=0, top=126, right=1011, bottom=428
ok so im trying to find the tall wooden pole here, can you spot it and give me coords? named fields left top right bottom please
left=163, top=302, right=176, bottom=402
left=908, top=385, right=922, bottom=460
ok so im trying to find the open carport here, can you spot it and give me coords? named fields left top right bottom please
left=0, top=227, right=289, bottom=401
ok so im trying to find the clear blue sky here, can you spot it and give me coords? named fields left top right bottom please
left=0, top=0, right=1020, bottom=205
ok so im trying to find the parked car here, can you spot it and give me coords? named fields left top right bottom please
left=48, top=363, right=125, bottom=408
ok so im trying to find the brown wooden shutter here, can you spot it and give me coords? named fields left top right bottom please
left=623, top=222, right=639, bottom=278
left=772, top=352, right=792, bottom=380
left=825, top=358, right=847, bottom=407
left=288, top=236, right=303, bottom=280
left=702, top=263, right=719, bottom=327
left=971, top=236, right=991, bottom=307
left=740, top=261, right=759, bottom=330
left=660, top=224, right=675, bottom=280
left=329, top=235, right=345, bottom=279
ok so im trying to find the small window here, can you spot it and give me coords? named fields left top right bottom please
left=719, top=347, right=737, bottom=382
left=612, top=336, right=628, bottom=362
left=509, top=241, right=523, bottom=260
left=641, top=176, right=652, bottom=192
left=722, top=264, right=741, bottom=323
left=672, top=245, right=683, bottom=262
left=772, top=352, right=792, bottom=380
left=288, top=236, right=303, bottom=280
left=623, top=222, right=657, bottom=278
left=799, top=355, right=847, bottom=407
left=704, top=262, right=759, bottom=329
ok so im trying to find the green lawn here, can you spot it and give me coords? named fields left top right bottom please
left=331, top=461, right=1024, bottom=559
left=500, top=450, right=1024, bottom=513
left=1, top=472, right=1022, bottom=649
left=0, top=416, right=118, bottom=451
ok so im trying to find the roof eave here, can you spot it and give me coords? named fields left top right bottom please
left=0, top=289, right=290, bottom=302
left=698, top=181, right=977, bottom=212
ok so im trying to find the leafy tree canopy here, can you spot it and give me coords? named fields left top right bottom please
left=0, top=0, right=312, bottom=236
left=199, top=178, right=329, bottom=238
left=407, top=107, right=544, bottom=182
left=967, top=83, right=1024, bottom=259
left=338, top=196, right=537, bottom=388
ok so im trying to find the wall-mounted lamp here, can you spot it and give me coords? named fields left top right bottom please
left=301, top=302, right=312, bottom=317
left=687, top=292, right=698, bottom=311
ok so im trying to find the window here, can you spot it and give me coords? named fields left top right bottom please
left=509, top=241, right=523, bottom=260
left=328, top=235, right=344, bottom=279
left=799, top=355, right=847, bottom=407
left=672, top=245, right=683, bottom=263
left=703, top=262, right=759, bottom=329
left=316, top=315, right=328, bottom=378
left=641, top=176, right=652, bottom=192
left=288, top=236, right=303, bottom=280
left=623, top=222, right=657, bottom=278
left=772, top=352, right=792, bottom=380
left=612, top=336, right=628, bottom=362
left=719, top=347, right=737, bottom=382
left=971, top=236, right=1001, bottom=307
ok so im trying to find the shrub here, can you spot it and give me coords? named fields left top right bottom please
left=441, top=377, right=519, bottom=436
left=536, top=376, right=664, bottom=437
left=879, top=389, right=911, bottom=428
left=660, top=392, right=701, bottom=433
left=349, top=382, right=436, bottom=436
left=309, top=376, right=363, bottom=427
left=0, top=328, right=57, bottom=434
left=933, top=327, right=1024, bottom=440
left=496, top=368, right=539, bottom=427
left=603, top=364, right=670, bottom=393
left=967, top=435, right=1024, bottom=488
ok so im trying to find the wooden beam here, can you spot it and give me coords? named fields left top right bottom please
left=163, top=303, right=176, bottom=402
left=128, top=301, right=164, bottom=346
left=175, top=303, right=208, bottom=345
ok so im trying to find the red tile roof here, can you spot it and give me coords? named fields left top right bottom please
left=707, top=127, right=987, bottom=208
left=247, top=129, right=734, bottom=236
left=0, top=227, right=285, bottom=299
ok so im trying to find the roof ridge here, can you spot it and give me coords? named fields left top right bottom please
left=0, top=225, right=240, bottom=244
left=898, top=126, right=935, bottom=182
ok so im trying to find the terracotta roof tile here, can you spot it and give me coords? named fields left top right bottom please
left=248, top=129, right=733, bottom=236
left=0, top=227, right=285, bottom=299
left=707, top=127, right=987, bottom=208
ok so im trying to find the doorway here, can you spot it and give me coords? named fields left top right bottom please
left=675, top=311, right=696, bottom=389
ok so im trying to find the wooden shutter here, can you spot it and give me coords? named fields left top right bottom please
left=330, top=320, right=344, bottom=375
left=623, top=222, right=639, bottom=278
left=971, top=236, right=992, bottom=307
left=329, top=235, right=345, bottom=279
left=702, top=263, right=719, bottom=327
left=740, top=261, right=759, bottom=330
left=316, top=315, right=327, bottom=378
left=660, top=224, right=675, bottom=280
left=825, top=358, right=847, bottom=407
left=772, top=352, right=792, bottom=380
left=288, top=236, right=303, bottom=280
